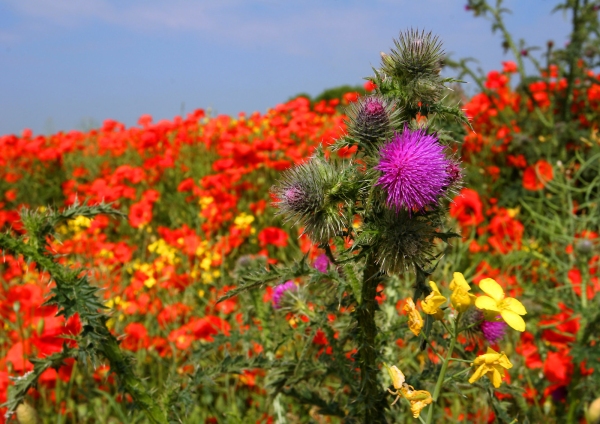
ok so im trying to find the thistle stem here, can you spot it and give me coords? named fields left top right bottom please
left=425, top=316, right=458, bottom=424
left=100, top=337, right=169, bottom=424
left=356, top=254, right=386, bottom=423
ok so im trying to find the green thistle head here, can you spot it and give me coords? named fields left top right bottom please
left=384, top=29, right=444, bottom=77
left=344, top=95, right=404, bottom=153
left=380, top=29, right=446, bottom=106
left=271, top=149, right=355, bottom=243
left=365, top=208, right=441, bottom=274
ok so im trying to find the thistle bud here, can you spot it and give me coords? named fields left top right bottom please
left=272, top=151, right=352, bottom=243
left=380, top=30, right=445, bottom=105
left=369, top=209, right=440, bottom=274
left=272, top=281, right=298, bottom=309
left=385, top=29, right=444, bottom=77
left=345, top=96, right=402, bottom=149
left=575, top=239, right=594, bottom=256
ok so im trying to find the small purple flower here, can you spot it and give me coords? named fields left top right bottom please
left=375, top=127, right=450, bottom=212
left=446, top=161, right=463, bottom=186
left=480, top=319, right=507, bottom=344
left=272, top=281, right=297, bottom=309
left=313, top=254, right=330, bottom=273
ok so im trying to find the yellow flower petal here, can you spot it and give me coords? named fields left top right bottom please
left=485, top=346, right=498, bottom=355
left=469, top=347, right=512, bottom=388
left=479, top=278, right=504, bottom=302
left=386, top=365, right=405, bottom=390
left=422, top=281, right=447, bottom=315
left=497, top=354, right=513, bottom=369
left=501, top=297, right=527, bottom=315
left=489, top=368, right=503, bottom=388
left=404, top=298, right=423, bottom=336
left=450, top=272, right=468, bottom=291
left=500, top=310, right=526, bottom=332
left=451, top=287, right=475, bottom=312
left=475, top=295, right=501, bottom=312
left=468, top=364, right=488, bottom=384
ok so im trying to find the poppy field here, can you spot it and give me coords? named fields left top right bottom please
left=1, top=1, right=600, bottom=423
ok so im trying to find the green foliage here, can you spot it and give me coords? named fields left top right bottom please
left=0, top=203, right=169, bottom=424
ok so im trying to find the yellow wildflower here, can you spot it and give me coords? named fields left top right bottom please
left=475, top=278, right=527, bottom=331
left=468, top=347, right=513, bottom=388
left=449, top=272, right=476, bottom=312
left=234, top=212, right=255, bottom=230
left=385, top=364, right=405, bottom=390
left=421, top=281, right=446, bottom=318
left=385, top=364, right=432, bottom=418
left=404, top=387, right=433, bottom=419
left=403, top=298, right=423, bottom=336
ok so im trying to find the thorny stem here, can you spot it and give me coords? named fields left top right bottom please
left=0, top=227, right=169, bottom=424
left=425, top=315, right=459, bottom=424
left=355, top=254, right=387, bottom=423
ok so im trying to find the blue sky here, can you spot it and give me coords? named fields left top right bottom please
left=0, top=0, right=571, bottom=136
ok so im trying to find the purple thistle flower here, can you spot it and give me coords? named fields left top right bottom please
left=375, top=127, right=450, bottom=212
left=313, top=254, right=330, bottom=273
left=480, top=319, right=507, bottom=344
left=363, top=97, right=386, bottom=117
left=272, top=281, right=297, bottom=309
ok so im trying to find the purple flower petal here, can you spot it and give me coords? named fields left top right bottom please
left=375, top=127, right=451, bottom=212
left=313, top=254, right=330, bottom=273
left=272, top=281, right=297, bottom=309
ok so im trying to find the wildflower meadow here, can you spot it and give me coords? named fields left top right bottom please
left=1, top=1, right=600, bottom=423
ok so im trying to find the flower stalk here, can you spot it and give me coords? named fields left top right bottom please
left=425, top=315, right=458, bottom=424
left=356, top=255, right=387, bottom=423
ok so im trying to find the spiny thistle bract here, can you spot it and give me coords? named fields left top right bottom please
left=388, top=29, right=444, bottom=77
left=380, top=29, right=446, bottom=106
left=366, top=208, right=441, bottom=275
left=343, top=95, right=404, bottom=153
left=271, top=149, right=356, bottom=244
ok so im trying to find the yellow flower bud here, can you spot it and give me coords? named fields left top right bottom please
left=403, top=298, right=423, bottom=336
left=421, top=281, right=446, bottom=317
left=385, top=364, right=405, bottom=390
left=449, top=272, right=475, bottom=312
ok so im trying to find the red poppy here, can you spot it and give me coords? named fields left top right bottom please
left=450, top=188, right=485, bottom=227
left=523, top=160, right=553, bottom=190
left=122, top=323, right=149, bottom=351
left=258, top=227, right=288, bottom=248
left=543, top=350, right=573, bottom=386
